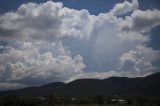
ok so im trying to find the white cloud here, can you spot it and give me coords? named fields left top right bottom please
left=119, top=9, right=160, bottom=33
left=0, top=1, right=93, bottom=41
left=66, top=69, right=149, bottom=83
left=136, top=45, right=160, bottom=61
left=110, top=0, right=138, bottom=16
left=66, top=71, right=120, bottom=82
left=0, top=41, right=85, bottom=86
left=0, top=0, right=160, bottom=90
left=119, top=49, right=157, bottom=76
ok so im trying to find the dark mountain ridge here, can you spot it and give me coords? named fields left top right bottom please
left=0, top=72, right=160, bottom=97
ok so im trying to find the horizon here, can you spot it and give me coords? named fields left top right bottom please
left=0, top=0, right=160, bottom=91
left=0, top=70, right=159, bottom=92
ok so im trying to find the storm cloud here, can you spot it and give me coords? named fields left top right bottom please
left=0, top=0, right=160, bottom=90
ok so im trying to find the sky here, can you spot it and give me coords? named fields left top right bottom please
left=0, top=0, right=160, bottom=91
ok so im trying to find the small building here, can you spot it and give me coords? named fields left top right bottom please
left=36, top=97, right=45, bottom=101
left=118, top=99, right=126, bottom=104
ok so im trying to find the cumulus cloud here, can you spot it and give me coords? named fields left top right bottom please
left=0, top=41, right=85, bottom=86
left=0, top=1, right=160, bottom=90
left=119, top=9, right=160, bottom=33
left=119, top=49, right=158, bottom=76
left=110, top=0, right=138, bottom=16
left=0, top=1, right=93, bottom=40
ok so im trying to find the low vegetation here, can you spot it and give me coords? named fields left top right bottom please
left=0, top=95, right=160, bottom=106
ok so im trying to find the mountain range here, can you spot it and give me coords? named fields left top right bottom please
left=0, top=72, right=160, bottom=97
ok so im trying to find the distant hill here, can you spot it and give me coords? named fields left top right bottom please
left=0, top=72, right=160, bottom=97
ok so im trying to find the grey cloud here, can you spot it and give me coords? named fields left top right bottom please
left=0, top=27, right=18, bottom=38
left=119, top=9, right=160, bottom=33
left=131, top=10, right=160, bottom=32
left=0, top=82, right=28, bottom=91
